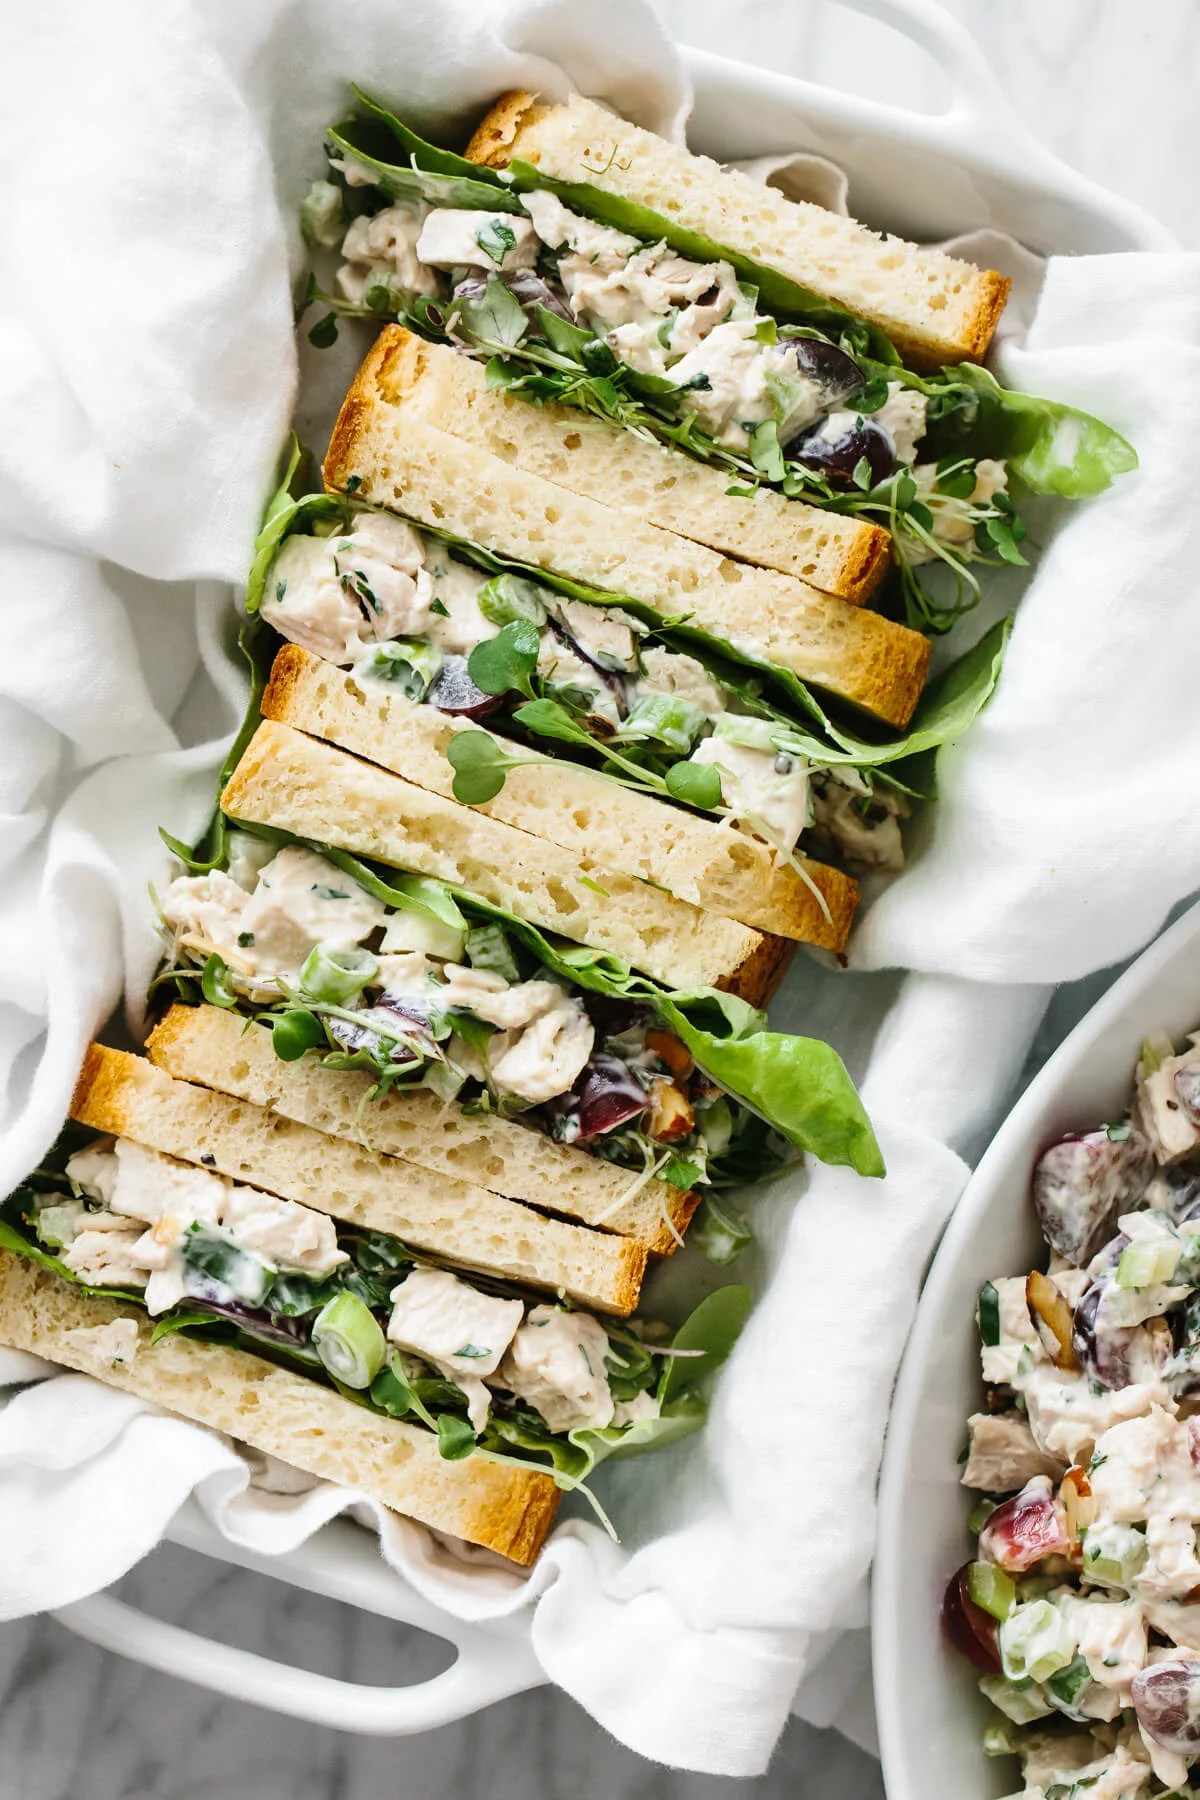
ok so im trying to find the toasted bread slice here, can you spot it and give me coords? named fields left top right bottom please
left=324, top=341, right=929, bottom=728
left=466, top=90, right=1010, bottom=368
left=0, top=1251, right=559, bottom=1564
left=70, top=1046, right=647, bottom=1316
left=379, top=327, right=889, bottom=600
left=146, top=1004, right=697, bottom=1255
left=262, top=644, right=858, bottom=953
left=221, top=719, right=793, bottom=1005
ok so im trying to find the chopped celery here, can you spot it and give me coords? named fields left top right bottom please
left=968, top=1498, right=998, bottom=1537
left=978, top=1673, right=1053, bottom=1725
left=1080, top=1521, right=1146, bottom=1590
left=967, top=1561, right=1016, bottom=1622
left=1116, top=1235, right=1181, bottom=1290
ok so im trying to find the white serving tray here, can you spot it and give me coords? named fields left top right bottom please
left=52, top=0, right=1175, bottom=1736
left=874, top=896, right=1200, bottom=1798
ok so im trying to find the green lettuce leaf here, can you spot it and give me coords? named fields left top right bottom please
left=325, top=88, right=521, bottom=213
left=913, top=362, right=1137, bottom=498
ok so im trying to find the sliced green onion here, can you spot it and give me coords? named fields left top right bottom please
left=464, top=923, right=520, bottom=984
left=977, top=1280, right=1001, bottom=1346
left=620, top=692, right=707, bottom=754
left=998, top=1599, right=1074, bottom=1685
left=1080, top=1521, right=1146, bottom=1590
left=712, top=714, right=779, bottom=754
left=477, top=573, right=547, bottom=629
left=967, top=1561, right=1016, bottom=1622
left=1116, top=1236, right=1181, bottom=1290
left=300, top=943, right=379, bottom=1007
left=356, top=638, right=444, bottom=701
left=312, top=1292, right=386, bottom=1389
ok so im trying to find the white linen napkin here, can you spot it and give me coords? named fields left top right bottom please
left=0, top=0, right=1196, bottom=1778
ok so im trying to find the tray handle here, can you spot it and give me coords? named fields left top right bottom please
left=50, top=1513, right=545, bottom=1734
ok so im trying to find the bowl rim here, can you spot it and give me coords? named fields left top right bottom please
left=874, top=893, right=1200, bottom=1795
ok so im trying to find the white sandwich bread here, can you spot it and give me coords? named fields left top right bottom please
left=375, top=326, right=891, bottom=599
left=465, top=90, right=1011, bottom=368
left=0, top=1251, right=562, bottom=1564
left=260, top=642, right=860, bottom=953
left=145, top=1003, right=698, bottom=1255
left=70, top=1044, right=649, bottom=1315
left=219, top=717, right=795, bottom=1003
left=322, top=336, right=931, bottom=728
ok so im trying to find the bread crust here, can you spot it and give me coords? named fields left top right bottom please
left=464, top=90, right=1009, bottom=368
left=323, top=348, right=930, bottom=728
left=222, top=718, right=788, bottom=996
left=0, top=1251, right=560, bottom=1564
left=382, top=327, right=890, bottom=603
left=262, top=643, right=858, bottom=953
left=146, top=1003, right=698, bottom=1255
left=71, top=1046, right=647, bottom=1316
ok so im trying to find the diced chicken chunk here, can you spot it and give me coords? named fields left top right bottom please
left=692, top=737, right=810, bottom=850
left=961, top=1411, right=1066, bottom=1492
left=488, top=1003, right=596, bottom=1105
left=415, top=208, right=539, bottom=273
left=499, top=1304, right=614, bottom=1432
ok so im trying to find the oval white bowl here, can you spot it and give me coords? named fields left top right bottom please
left=874, top=895, right=1200, bottom=1798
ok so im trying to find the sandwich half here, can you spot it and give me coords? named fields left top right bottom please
left=464, top=90, right=1007, bottom=368
left=153, top=822, right=884, bottom=1266
left=251, top=460, right=1006, bottom=942
left=0, top=1076, right=751, bottom=1560
left=323, top=342, right=931, bottom=730
left=302, top=87, right=1134, bottom=634
left=369, top=326, right=891, bottom=600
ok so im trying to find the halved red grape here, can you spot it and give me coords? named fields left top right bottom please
left=427, top=655, right=506, bottom=719
left=1032, top=1128, right=1153, bottom=1266
left=942, top=1565, right=1001, bottom=1674
left=544, top=1056, right=649, bottom=1144
left=978, top=1483, right=1069, bottom=1573
left=786, top=338, right=865, bottom=406
left=790, top=418, right=894, bottom=486
left=1131, top=1660, right=1200, bottom=1752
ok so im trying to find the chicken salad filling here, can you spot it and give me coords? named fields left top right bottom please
left=260, top=503, right=908, bottom=876
left=2, top=1140, right=749, bottom=1494
left=158, top=835, right=787, bottom=1209
left=295, top=88, right=1135, bottom=635
left=948, top=1027, right=1200, bottom=1797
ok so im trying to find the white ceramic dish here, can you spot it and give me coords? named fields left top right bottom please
left=49, top=0, right=1176, bottom=1737
left=874, top=895, right=1200, bottom=1798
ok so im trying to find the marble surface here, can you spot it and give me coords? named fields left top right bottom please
left=4, top=5, right=1197, bottom=1795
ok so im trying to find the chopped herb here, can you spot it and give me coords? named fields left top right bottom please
left=236, top=931, right=256, bottom=948
left=429, top=597, right=450, bottom=617
left=454, top=1344, right=491, bottom=1360
left=579, top=876, right=609, bottom=897
left=475, top=219, right=518, bottom=265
